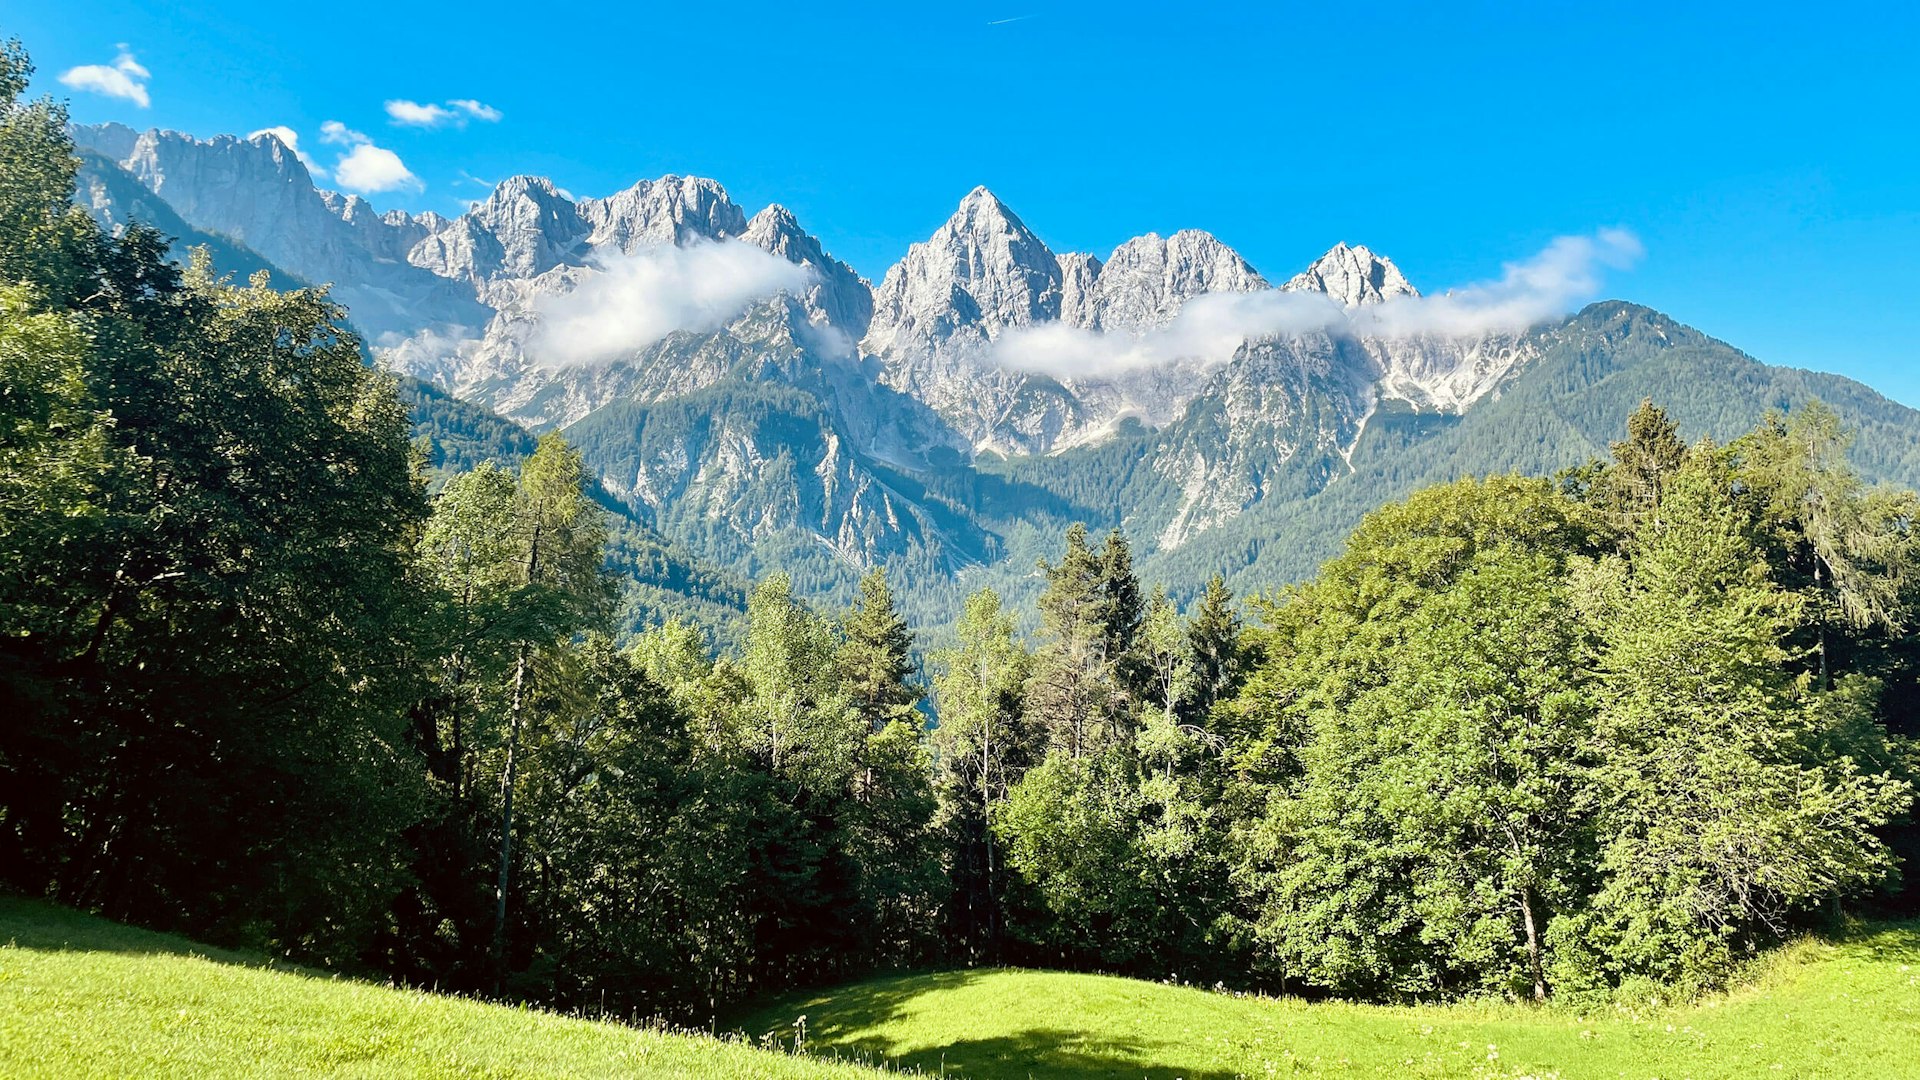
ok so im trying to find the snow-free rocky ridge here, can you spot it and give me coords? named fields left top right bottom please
left=68, top=122, right=1920, bottom=617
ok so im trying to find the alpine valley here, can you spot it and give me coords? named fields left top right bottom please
left=69, top=122, right=1920, bottom=634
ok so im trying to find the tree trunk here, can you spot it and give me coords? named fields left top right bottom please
left=1813, top=559, right=1831, bottom=690
left=490, top=644, right=529, bottom=992
left=981, top=727, right=996, bottom=960
left=1520, top=886, right=1548, bottom=1002
left=490, top=521, right=544, bottom=991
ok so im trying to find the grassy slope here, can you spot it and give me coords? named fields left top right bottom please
left=0, top=899, right=875, bottom=1079
left=740, top=925, right=1920, bottom=1079
left=3, top=903, right=1913, bottom=1079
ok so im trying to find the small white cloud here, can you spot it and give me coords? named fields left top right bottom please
left=335, top=142, right=423, bottom=194
left=58, top=46, right=151, bottom=108
left=385, top=99, right=457, bottom=127
left=530, top=240, right=814, bottom=366
left=247, top=125, right=326, bottom=180
left=319, top=119, right=364, bottom=146
left=989, top=229, right=1645, bottom=379
left=317, top=121, right=421, bottom=193
left=449, top=99, right=502, bottom=122
left=386, top=98, right=503, bottom=128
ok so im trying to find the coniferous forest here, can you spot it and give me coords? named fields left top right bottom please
left=2, top=38, right=1917, bottom=1035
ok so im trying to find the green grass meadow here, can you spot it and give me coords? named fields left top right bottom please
left=4, top=897, right=1915, bottom=1078
left=0, top=898, right=871, bottom=1079
left=738, top=930, right=1920, bottom=1079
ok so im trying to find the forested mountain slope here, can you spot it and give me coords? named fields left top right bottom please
left=1147, top=301, right=1920, bottom=592
left=70, top=122, right=1920, bottom=631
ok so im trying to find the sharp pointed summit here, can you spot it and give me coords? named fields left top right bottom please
left=863, top=186, right=1063, bottom=354
left=1285, top=242, right=1418, bottom=307
left=744, top=204, right=874, bottom=338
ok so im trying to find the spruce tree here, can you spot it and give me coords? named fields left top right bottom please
left=838, top=566, right=920, bottom=735
left=1027, top=524, right=1125, bottom=758
left=1184, top=574, right=1245, bottom=724
left=1598, top=398, right=1689, bottom=529
left=1574, top=452, right=1910, bottom=985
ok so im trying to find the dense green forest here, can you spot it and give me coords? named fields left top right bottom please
left=2, top=39, right=1915, bottom=1031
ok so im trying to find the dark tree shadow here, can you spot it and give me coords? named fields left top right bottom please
left=736, top=970, right=1245, bottom=1079
left=0, top=895, right=283, bottom=963
left=823, top=1028, right=1245, bottom=1080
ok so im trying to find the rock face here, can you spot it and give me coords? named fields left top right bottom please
left=857, top=190, right=1528, bottom=455
left=865, top=186, right=1063, bottom=355
left=743, top=205, right=874, bottom=340
left=1282, top=242, right=1417, bottom=307
left=1071, top=230, right=1267, bottom=332
left=75, top=122, right=1712, bottom=599
left=76, top=125, right=486, bottom=339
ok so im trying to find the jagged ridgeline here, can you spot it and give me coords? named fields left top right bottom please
left=72, top=124, right=1920, bottom=629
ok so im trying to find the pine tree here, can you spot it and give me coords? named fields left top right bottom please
left=1098, top=529, right=1145, bottom=669
left=930, top=589, right=1034, bottom=957
left=1027, top=524, right=1127, bottom=759
left=838, top=567, right=920, bottom=735
left=1597, top=398, right=1690, bottom=528
left=1184, top=574, right=1245, bottom=724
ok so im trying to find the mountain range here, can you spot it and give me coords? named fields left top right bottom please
left=68, top=122, right=1920, bottom=632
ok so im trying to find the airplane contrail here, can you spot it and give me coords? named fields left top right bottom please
left=987, top=14, right=1036, bottom=25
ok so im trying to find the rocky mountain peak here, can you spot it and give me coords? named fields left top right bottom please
left=1284, top=242, right=1418, bottom=307
left=577, top=174, right=745, bottom=253
left=1074, top=228, right=1268, bottom=332
left=743, top=204, right=806, bottom=250
left=70, top=120, right=142, bottom=162
left=863, top=187, right=1062, bottom=353
left=411, top=175, right=588, bottom=283
left=744, top=204, right=875, bottom=339
left=950, top=184, right=1017, bottom=226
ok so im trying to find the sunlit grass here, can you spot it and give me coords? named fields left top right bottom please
left=0, top=898, right=879, bottom=1079
left=8, top=896, right=1913, bottom=1079
left=738, top=926, right=1920, bottom=1079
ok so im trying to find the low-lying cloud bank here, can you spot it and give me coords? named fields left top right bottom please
left=992, top=228, right=1643, bottom=380
left=530, top=240, right=813, bottom=367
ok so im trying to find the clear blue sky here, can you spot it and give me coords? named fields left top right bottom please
left=14, top=1, right=1920, bottom=404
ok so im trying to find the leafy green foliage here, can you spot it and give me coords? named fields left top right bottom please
left=3, top=39, right=1917, bottom=1047
left=1233, top=429, right=1915, bottom=997
left=0, top=45, right=428, bottom=958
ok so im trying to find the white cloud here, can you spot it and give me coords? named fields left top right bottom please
left=335, top=143, right=423, bottom=194
left=385, top=99, right=457, bottom=127
left=449, top=99, right=502, bottom=122
left=247, top=125, right=325, bottom=180
left=530, top=241, right=814, bottom=367
left=317, top=121, right=422, bottom=194
left=990, top=228, right=1644, bottom=379
left=386, top=97, right=503, bottom=128
left=58, top=47, right=151, bottom=108
left=1354, top=228, right=1645, bottom=339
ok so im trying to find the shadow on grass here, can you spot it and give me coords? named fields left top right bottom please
left=824, top=1028, right=1243, bottom=1080
left=0, top=895, right=279, bottom=967
left=1841, top=921, right=1920, bottom=965
left=743, top=970, right=1242, bottom=1080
